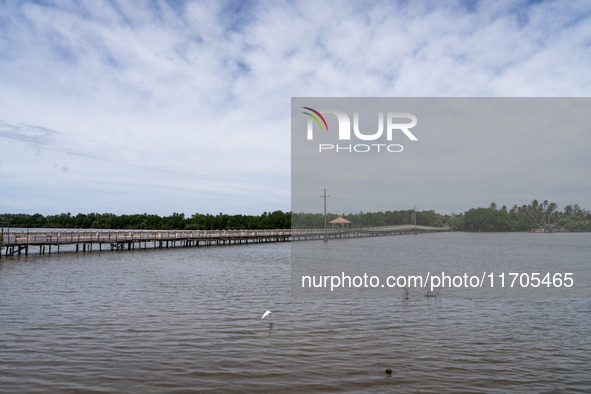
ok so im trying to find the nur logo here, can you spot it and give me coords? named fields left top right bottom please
left=302, top=107, right=418, bottom=153
left=302, top=107, right=329, bottom=133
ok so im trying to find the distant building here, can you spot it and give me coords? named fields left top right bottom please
left=330, top=216, right=351, bottom=228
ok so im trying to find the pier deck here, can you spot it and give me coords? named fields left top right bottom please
left=1, top=225, right=449, bottom=257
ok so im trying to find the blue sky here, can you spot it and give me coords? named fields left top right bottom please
left=1, top=0, right=590, bottom=216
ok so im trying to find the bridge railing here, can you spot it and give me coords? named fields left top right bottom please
left=1, top=226, right=448, bottom=246
left=1, top=229, right=294, bottom=245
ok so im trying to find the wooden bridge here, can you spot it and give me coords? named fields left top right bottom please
left=0, top=225, right=449, bottom=257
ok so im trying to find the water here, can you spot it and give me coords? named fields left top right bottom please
left=292, top=231, right=591, bottom=299
left=1, top=233, right=590, bottom=392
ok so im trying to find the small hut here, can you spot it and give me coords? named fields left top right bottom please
left=330, top=216, right=351, bottom=228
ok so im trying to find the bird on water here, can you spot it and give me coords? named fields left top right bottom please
left=261, top=310, right=272, bottom=319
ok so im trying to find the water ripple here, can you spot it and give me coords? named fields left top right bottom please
left=1, top=238, right=590, bottom=392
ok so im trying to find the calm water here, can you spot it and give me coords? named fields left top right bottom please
left=1, top=233, right=590, bottom=392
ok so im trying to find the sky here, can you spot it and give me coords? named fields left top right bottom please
left=292, top=98, right=591, bottom=215
left=1, top=0, right=590, bottom=216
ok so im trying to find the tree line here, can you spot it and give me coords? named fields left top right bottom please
left=1, top=199, right=589, bottom=232
left=292, top=209, right=444, bottom=228
left=458, top=200, right=591, bottom=232
left=0, top=211, right=291, bottom=230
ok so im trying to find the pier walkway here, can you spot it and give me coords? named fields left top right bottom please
left=1, top=225, right=449, bottom=257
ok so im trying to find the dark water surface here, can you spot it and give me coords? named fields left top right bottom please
left=1, top=233, right=590, bottom=392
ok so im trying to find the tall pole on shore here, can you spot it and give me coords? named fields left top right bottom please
left=0, top=220, right=8, bottom=238
left=321, top=188, right=330, bottom=242
left=414, top=204, right=417, bottom=235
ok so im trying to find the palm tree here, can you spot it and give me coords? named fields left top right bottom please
left=530, top=199, right=544, bottom=225
left=545, top=202, right=558, bottom=225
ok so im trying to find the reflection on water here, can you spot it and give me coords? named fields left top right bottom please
left=1, top=234, right=590, bottom=392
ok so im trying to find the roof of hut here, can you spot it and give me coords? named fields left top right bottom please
left=329, top=216, right=351, bottom=224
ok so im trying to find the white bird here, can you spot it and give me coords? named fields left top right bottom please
left=261, top=310, right=272, bottom=319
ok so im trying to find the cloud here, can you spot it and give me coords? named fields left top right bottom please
left=0, top=120, right=60, bottom=152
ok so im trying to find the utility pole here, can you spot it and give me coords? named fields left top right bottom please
left=1, top=220, right=8, bottom=240
left=414, top=204, right=417, bottom=235
left=321, top=188, right=330, bottom=242
left=1, top=220, right=8, bottom=252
